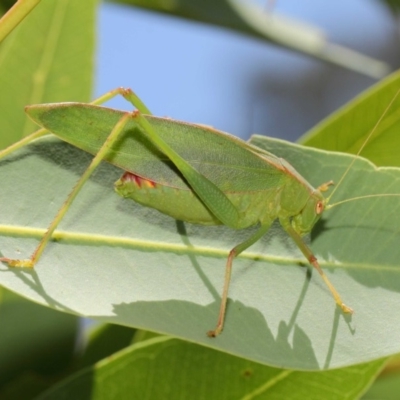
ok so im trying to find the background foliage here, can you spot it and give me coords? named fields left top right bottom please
left=1, top=0, right=400, bottom=398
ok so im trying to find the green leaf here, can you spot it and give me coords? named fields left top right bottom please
left=378, top=0, right=400, bottom=13
left=300, top=70, right=400, bottom=167
left=112, top=0, right=389, bottom=78
left=363, top=369, right=400, bottom=399
left=0, top=288, right=78, bottom=397
left=0, top=0, right=96, bottom=149
left=35, top=337, right=386, bottom=400
left=78, top=324, right=137, bottom=369
left=0, top=0, right=44, bottom=44
left=0, top=129, right=399, bottom=370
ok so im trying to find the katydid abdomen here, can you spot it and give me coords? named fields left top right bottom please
left=115, top=171, right=312, bottom=230
left=116, top=172, right=284, bottom=227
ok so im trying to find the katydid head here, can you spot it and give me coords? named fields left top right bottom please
left=291, top=189, right=326, bottom=236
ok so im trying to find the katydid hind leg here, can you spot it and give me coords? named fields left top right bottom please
left=0, top=88, right=140, bottom=267
left=279, top=217, right=353, bottom=314
left=0, top=112, right=133, bottom=268
left=108, top=89, right=241, bottom=229
left=207, top=221, right=273, bottom=338
left=1, top=86, right=238, bottom=270
left=121, top=88, right=152, bottom=115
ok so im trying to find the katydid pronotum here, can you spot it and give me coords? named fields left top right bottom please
left=0, top=87, right=398, bottom=337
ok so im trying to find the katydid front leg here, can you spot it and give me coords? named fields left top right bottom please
left=208, top=214, right=353, bottom=338
left=279, top=217, right=353, bottom=315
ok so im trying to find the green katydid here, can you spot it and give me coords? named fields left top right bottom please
left=1, top=87, right=399, bottom=337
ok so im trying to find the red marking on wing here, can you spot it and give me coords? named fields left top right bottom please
left=121, top=172, right=156, bottom=188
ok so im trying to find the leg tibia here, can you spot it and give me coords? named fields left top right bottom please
left=280, top=217, right=353, bottom=314
left=207, top=221, right=273, bottom=337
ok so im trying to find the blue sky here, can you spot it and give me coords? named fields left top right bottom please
left=95, top=0, right=399, bottom=142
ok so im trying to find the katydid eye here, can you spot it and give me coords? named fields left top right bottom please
left=316, top=201, right=324, bottom=215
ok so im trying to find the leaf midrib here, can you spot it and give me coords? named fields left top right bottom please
left=0, top=223, right=398, bottom=273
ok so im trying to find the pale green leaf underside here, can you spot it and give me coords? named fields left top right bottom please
left=37, top=336, right=386, bottom=400
left=1, top=135, right=400, bottom=371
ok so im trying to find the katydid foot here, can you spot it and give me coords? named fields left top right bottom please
left=0, top=257, right=34, bottom=268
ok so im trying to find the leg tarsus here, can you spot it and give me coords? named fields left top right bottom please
left=0, top=257, right=34, bottom=268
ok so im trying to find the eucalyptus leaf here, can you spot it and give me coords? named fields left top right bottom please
left=0, top=132, right=399, bottom=370
left=36, top=336, right=386, bottom=400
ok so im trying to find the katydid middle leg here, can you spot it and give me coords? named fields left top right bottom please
left=207, top=220, right=273, bottom=337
